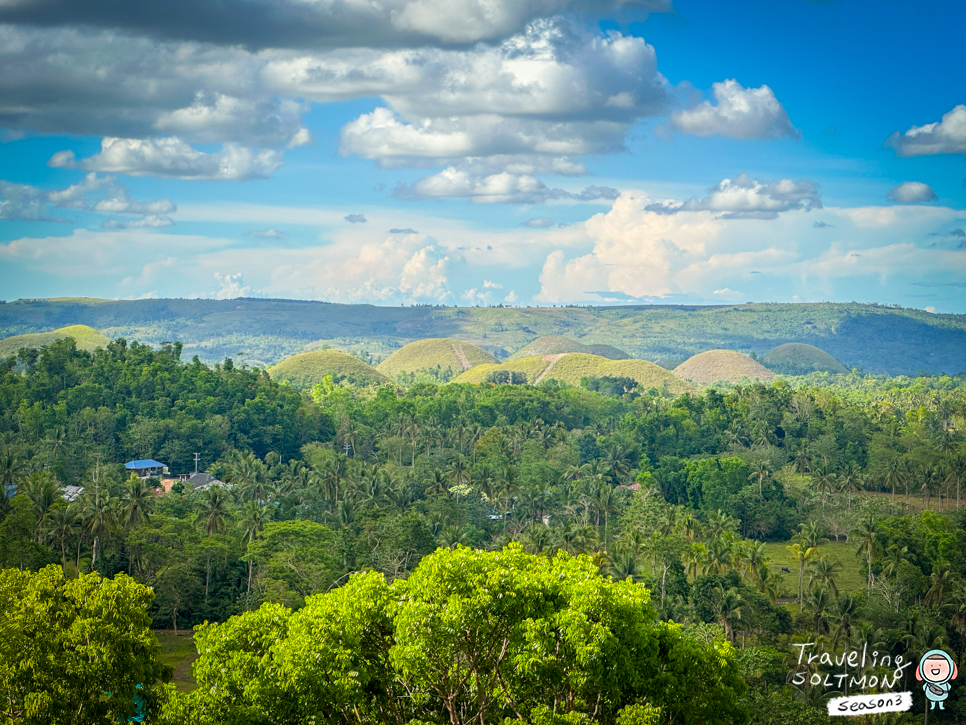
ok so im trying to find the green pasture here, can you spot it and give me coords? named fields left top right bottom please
left=155, top=631, right=198, bottom=692
left=761, top=540, right=866, bottom=596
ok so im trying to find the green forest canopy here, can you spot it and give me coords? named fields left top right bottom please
left=2, top=336, right=966, bottom=723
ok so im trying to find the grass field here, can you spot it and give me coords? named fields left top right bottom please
left=268, top=349, right=389, bottom=389
left=761, top=540, right=866, bottom=597
left=674, top=349, right=776, bottom=386
left=454, top=353, right=695, bottom=393
left=763, top=342, right=848, bottom=375
left=377, top=338, right=497, bottom=377
left=0, top=324, right=110, bottom=357
left=155, top=630, right=198, bottom=691
left=507, top=335, right=629, bottom=361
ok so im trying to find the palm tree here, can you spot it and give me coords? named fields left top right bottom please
left=837, top=463, right=863, bottom=510
left=813, top=465, right=837, bottom=510
left=79, top=487, right=116, bottom=568
left=830, top=593, right=862, bottom=650
left=121, top=474, right=154, bottom=529
left=944, top=453, right=966, bottom=510
left=925, top=562, right=953, bottom=610
left=851, top=514, right=882, bottom=591
left=608, top=547, right=643, bottom=582
left=883, top=456, right=903, bottom=505
left=239, top=501, right=268, bottom=597
left=423, top=468, right=448, bottom=497
left=806, top=584, right=834, bottom=637
left=710, top=585, right=744, bottom=642
left=43, top=506, right=78, bottom=570
left=880, top=543, right=910, bottom=580
left=21, top=470, right=61, bottom=530
left=810, top=556, right=842, bottom=596
left=195, top=487, right=232, bottom=603
left=748, top=461, right=770, bottom=500
left=0, top=446, right=27, bottom=515
left=786, top=543, right=818, bottom=609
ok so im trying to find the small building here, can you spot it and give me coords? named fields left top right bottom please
left=187, top=472, right=225, bottom=491
left=62, top=485, right=84, bottom=502
left=125, top=459, right=169, bottom=479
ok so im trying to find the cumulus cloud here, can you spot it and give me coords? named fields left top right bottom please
left=887, top=181, right=937, bottom=204
left=644, top=173, right=821, bottom=219
left=395, top=166, right=619, bottom=204
left=483, top=279, right=502, bottom=289
left=0, top=173, right=175, bottom=223
left=0, top=0, right=671, bottom=50
left=399, top=245, right=450, bottom=299
left=672, top=79, right=800, bottom=140
left=101, top=215, right=174, bottom=229
left=524, top=217, right=556, bottom=228
left=245, top=228, right=286, bottom=239
left=50, top=137, right=283, bottom=180
left=885, top=105, right=966, bottom=157
left=213, top=272, right=252, bottom=299
left=344, top=214, right=368, bottom=223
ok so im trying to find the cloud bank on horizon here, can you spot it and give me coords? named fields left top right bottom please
left=0, top=0, right=964, bottom=311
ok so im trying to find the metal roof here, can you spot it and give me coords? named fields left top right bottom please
left=125, top=459, right=166, bottom=469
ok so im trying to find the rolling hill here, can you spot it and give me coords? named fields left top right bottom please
left=762, top=343, right=849, bottom=375
left=674, top=350, right=776, bottom=386
left=507, top=335, right=630, bottom=361
left=268, top=350, right=389, bottom=389
left=0, top=324, right=110, bottom=358
left=377, top=338, right=497, bottom=379
left=454, top=353, right=694, bottom=393
left=1, top=299, right=964, bottom=375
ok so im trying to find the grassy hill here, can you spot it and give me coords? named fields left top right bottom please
left=0, top=299, right=964, bottom=374
left=0, top=324, right=110, bottom=358
left=508, top=335, right=629, bottom=361
left=268, top=350, right=389, bottom=389
left=674, top=350, right=776, bottom=386
left=377, top=338, right=496, bottom=379
left=455, top=352, right=694, bottom=393
left=762, top=342, right=849, bottom=375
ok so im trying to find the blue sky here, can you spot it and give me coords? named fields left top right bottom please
left=1, top=0, right=965, bottom=311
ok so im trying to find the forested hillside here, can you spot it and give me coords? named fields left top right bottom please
left=2, top=337, right=966, bottom=723
left=1, top=298, right=965, bottom=374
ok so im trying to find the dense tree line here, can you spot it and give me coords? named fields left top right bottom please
left=2, top=339, right=966, bottom=723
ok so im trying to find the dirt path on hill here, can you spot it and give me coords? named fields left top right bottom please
left=534, top=354, right=566, bottom=384
left=451, top=343, right=472, bottom=371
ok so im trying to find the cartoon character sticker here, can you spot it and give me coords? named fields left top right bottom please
left=916, top=649, right=958, bottom=711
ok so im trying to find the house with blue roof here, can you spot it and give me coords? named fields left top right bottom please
left=125, top=459, right=168, bottom=478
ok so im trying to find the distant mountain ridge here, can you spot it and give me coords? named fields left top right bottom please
left=0, top=298, right=964, bottom=376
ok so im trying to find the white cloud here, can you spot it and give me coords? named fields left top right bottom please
left=887, top=181, right=937, bottom=204
left=535, top=191, right=966, bottom=304
left=50, top=137, right=283, bottom=180
left=483, top=279, right=502, bottom=289
left=154, top=93, right=310, bottom=149
left=213, top=272, right=252, bottom=299
left=101, top=214, right=174, bottom=229
left=672, top=79, right=800, bottom=140
left=244, top=228, right=286, bottom=239
left=885, top=105, right=966, bottom=157
left=523, top=217, right=556, bottom=228
left=505, top=291, right=519, bottom=302
left=645, top=173, right=821, bottom=219
left=398, top=246, right=450, bottom=300
left=0, top=0, right=672, bottom=51
left=397, top=165, right=619, bottom=204
left=0, top=172, right=175, bottom=223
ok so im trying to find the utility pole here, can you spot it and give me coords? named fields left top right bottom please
left=194, top=452, right=200, bottom=474
left=343, top=442, right=352, bottom=456
left=94, top=452, right=101, bottom=500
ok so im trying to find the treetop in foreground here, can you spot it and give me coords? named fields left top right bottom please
left=161, top=544, right=747, bottom=725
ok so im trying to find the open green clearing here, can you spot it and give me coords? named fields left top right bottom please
left=761, top=540, right=865, bottom=597
left=154, top=631, right=197, bottom=691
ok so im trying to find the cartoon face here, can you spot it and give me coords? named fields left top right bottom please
left=924, top=656, right=951, bottom=683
